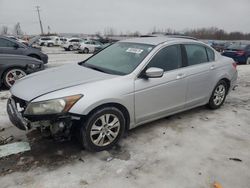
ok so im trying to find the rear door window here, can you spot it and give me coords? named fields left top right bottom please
left=206, top=47, right=215, bottom=62
left=185, top=44, right=209, bottom=66
left=147, top=45, right=182, bottom=72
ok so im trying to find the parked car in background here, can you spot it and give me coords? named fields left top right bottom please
left=43, top=36, right=59, bottom=47
left=62, top=38, right=83, bottom=51
left=211, top=41, right=231, bottom=53
left=0, top=36, right=48, bottom=64
left=7, top=37, right=237, bottom=152
left=222, top=43, right=250, bottom=64
left=6, top=36, right=29, bottom=46
left=0, top=54, right=44, bottom=88
left=38, top=37, right=53, bottom=46
left=78, top=40, right=104, bottom=53
left=58, top=37, right=67, bottom=46
left=42, top=36, right=67, bottom=47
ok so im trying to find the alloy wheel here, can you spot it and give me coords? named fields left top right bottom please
left=5, top=69, right=26, bottom=88
left=213, top=84, right=226, bottom=106
left=90, top=114, right=120, bottom=147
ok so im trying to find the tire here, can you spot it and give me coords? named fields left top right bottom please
left=83, top=48, right=89, bottom=54
left=246, top=57, right=250, bottom=65
left=207, top=80, right=228, bottom=109
left=48, top=43, right=54, bottom=47
left=80, top=107, right=126, bottom=152
left=68, top=45, right=73, bottom=51
left=3, top=68, right=27, bottom=89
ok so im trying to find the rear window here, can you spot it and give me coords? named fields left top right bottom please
left=227, top=44, right=248, bottom=50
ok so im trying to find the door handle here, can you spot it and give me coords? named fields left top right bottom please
left=176, top=73, right=185, bottom=79
left=210, top=65, right=215, bottom=70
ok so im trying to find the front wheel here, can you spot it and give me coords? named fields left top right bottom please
left=68, top=45, right=73, bottom=51
left=3, top=68, right=27, bottom=89
left=80, top=107, right=125, bottom=152
left=207, top=80, right=228, bottom=109
left=48, top=43, right=54, bottom=47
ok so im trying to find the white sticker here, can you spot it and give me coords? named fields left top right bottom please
left=126, top=48, right=143, bottom=54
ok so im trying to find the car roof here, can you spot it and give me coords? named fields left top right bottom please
left=120, top=37, right=197, bottom=45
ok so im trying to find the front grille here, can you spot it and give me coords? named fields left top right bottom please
left=11, top=96, right=28, bottom=114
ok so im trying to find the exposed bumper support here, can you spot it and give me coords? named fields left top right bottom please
left=7, top=98, right=30, bottom=131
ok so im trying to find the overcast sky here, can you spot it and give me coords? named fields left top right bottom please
left=0, top=0, right=249, bottom=35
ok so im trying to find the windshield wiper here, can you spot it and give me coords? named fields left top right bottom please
left=82, top=64, right=107, bottom=73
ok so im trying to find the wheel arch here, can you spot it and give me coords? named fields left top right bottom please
left=220, top=78, right=230, bottom=93
left=83, top=102, right=131, bottom=132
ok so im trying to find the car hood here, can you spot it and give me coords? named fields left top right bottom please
left=11, top=63, right=117, bottom=101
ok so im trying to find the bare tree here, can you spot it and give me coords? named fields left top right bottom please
left=13, top=22, right=23, bottom=36
left=104, top=27, right=116, bottom=37
left=1, top=26, right=9, bottom=35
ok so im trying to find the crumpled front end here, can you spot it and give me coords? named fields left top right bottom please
left=7, top=96, right=81, bottom=138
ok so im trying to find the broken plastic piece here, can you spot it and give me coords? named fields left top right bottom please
left=0, top=142, right=31, bottom=158
left=0, top=135, right=14, bottom=145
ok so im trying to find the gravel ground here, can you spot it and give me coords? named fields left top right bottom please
left=0, top=47, right=250, bottom=188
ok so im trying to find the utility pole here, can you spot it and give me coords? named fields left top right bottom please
left=35, top=6, right=44, bottom=35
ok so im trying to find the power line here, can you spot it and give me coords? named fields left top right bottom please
left=35, top=6, right=44, bottom=34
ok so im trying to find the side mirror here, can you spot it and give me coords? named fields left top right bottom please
left=144, top=67, right=164, bottom=78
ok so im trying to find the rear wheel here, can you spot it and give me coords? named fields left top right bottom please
left=80, top=107, right=125, bottom=152
left=207, top=80, right=228, bottom=109
left=3, top=68, right=27, bottom=88
left=83, top=48, right=89, bottom=54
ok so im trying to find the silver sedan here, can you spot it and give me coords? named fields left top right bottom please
left=7, top=37, right=238, bottom=151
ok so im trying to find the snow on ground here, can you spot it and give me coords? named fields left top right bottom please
left=0, top=47, right=250, bottom=188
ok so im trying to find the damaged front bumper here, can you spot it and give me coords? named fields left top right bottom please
left=7, top=98, right=30, bottom=130
left=7, top=97, right=82, bottom=136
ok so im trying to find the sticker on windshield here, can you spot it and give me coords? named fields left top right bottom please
left=126, top=48, right=144, bottom=54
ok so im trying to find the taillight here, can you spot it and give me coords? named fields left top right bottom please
left=236, top=50, right=245, bottom=56
left=232, top=62, right=237, bottom=69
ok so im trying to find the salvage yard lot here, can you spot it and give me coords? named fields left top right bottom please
left=0, top=47, right=250, bottom=188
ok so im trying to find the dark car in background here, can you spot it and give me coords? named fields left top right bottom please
left=0, top=54, right=44, bottom=89
left=0, top=36, right=48, bottom=64
left=222, top=43, right=250, bottom=64
left=211, top=41, right=231, bottom=53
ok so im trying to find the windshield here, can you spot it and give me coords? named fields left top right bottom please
left=82, top=42, right=154, bottom=75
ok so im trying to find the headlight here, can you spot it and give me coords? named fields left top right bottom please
left=24, top=94, right=82, bottom=115
left=27, top=64, right=40, bottom=69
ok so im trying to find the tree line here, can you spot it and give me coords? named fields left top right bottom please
left=183, top=27, right=250, bottom=40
